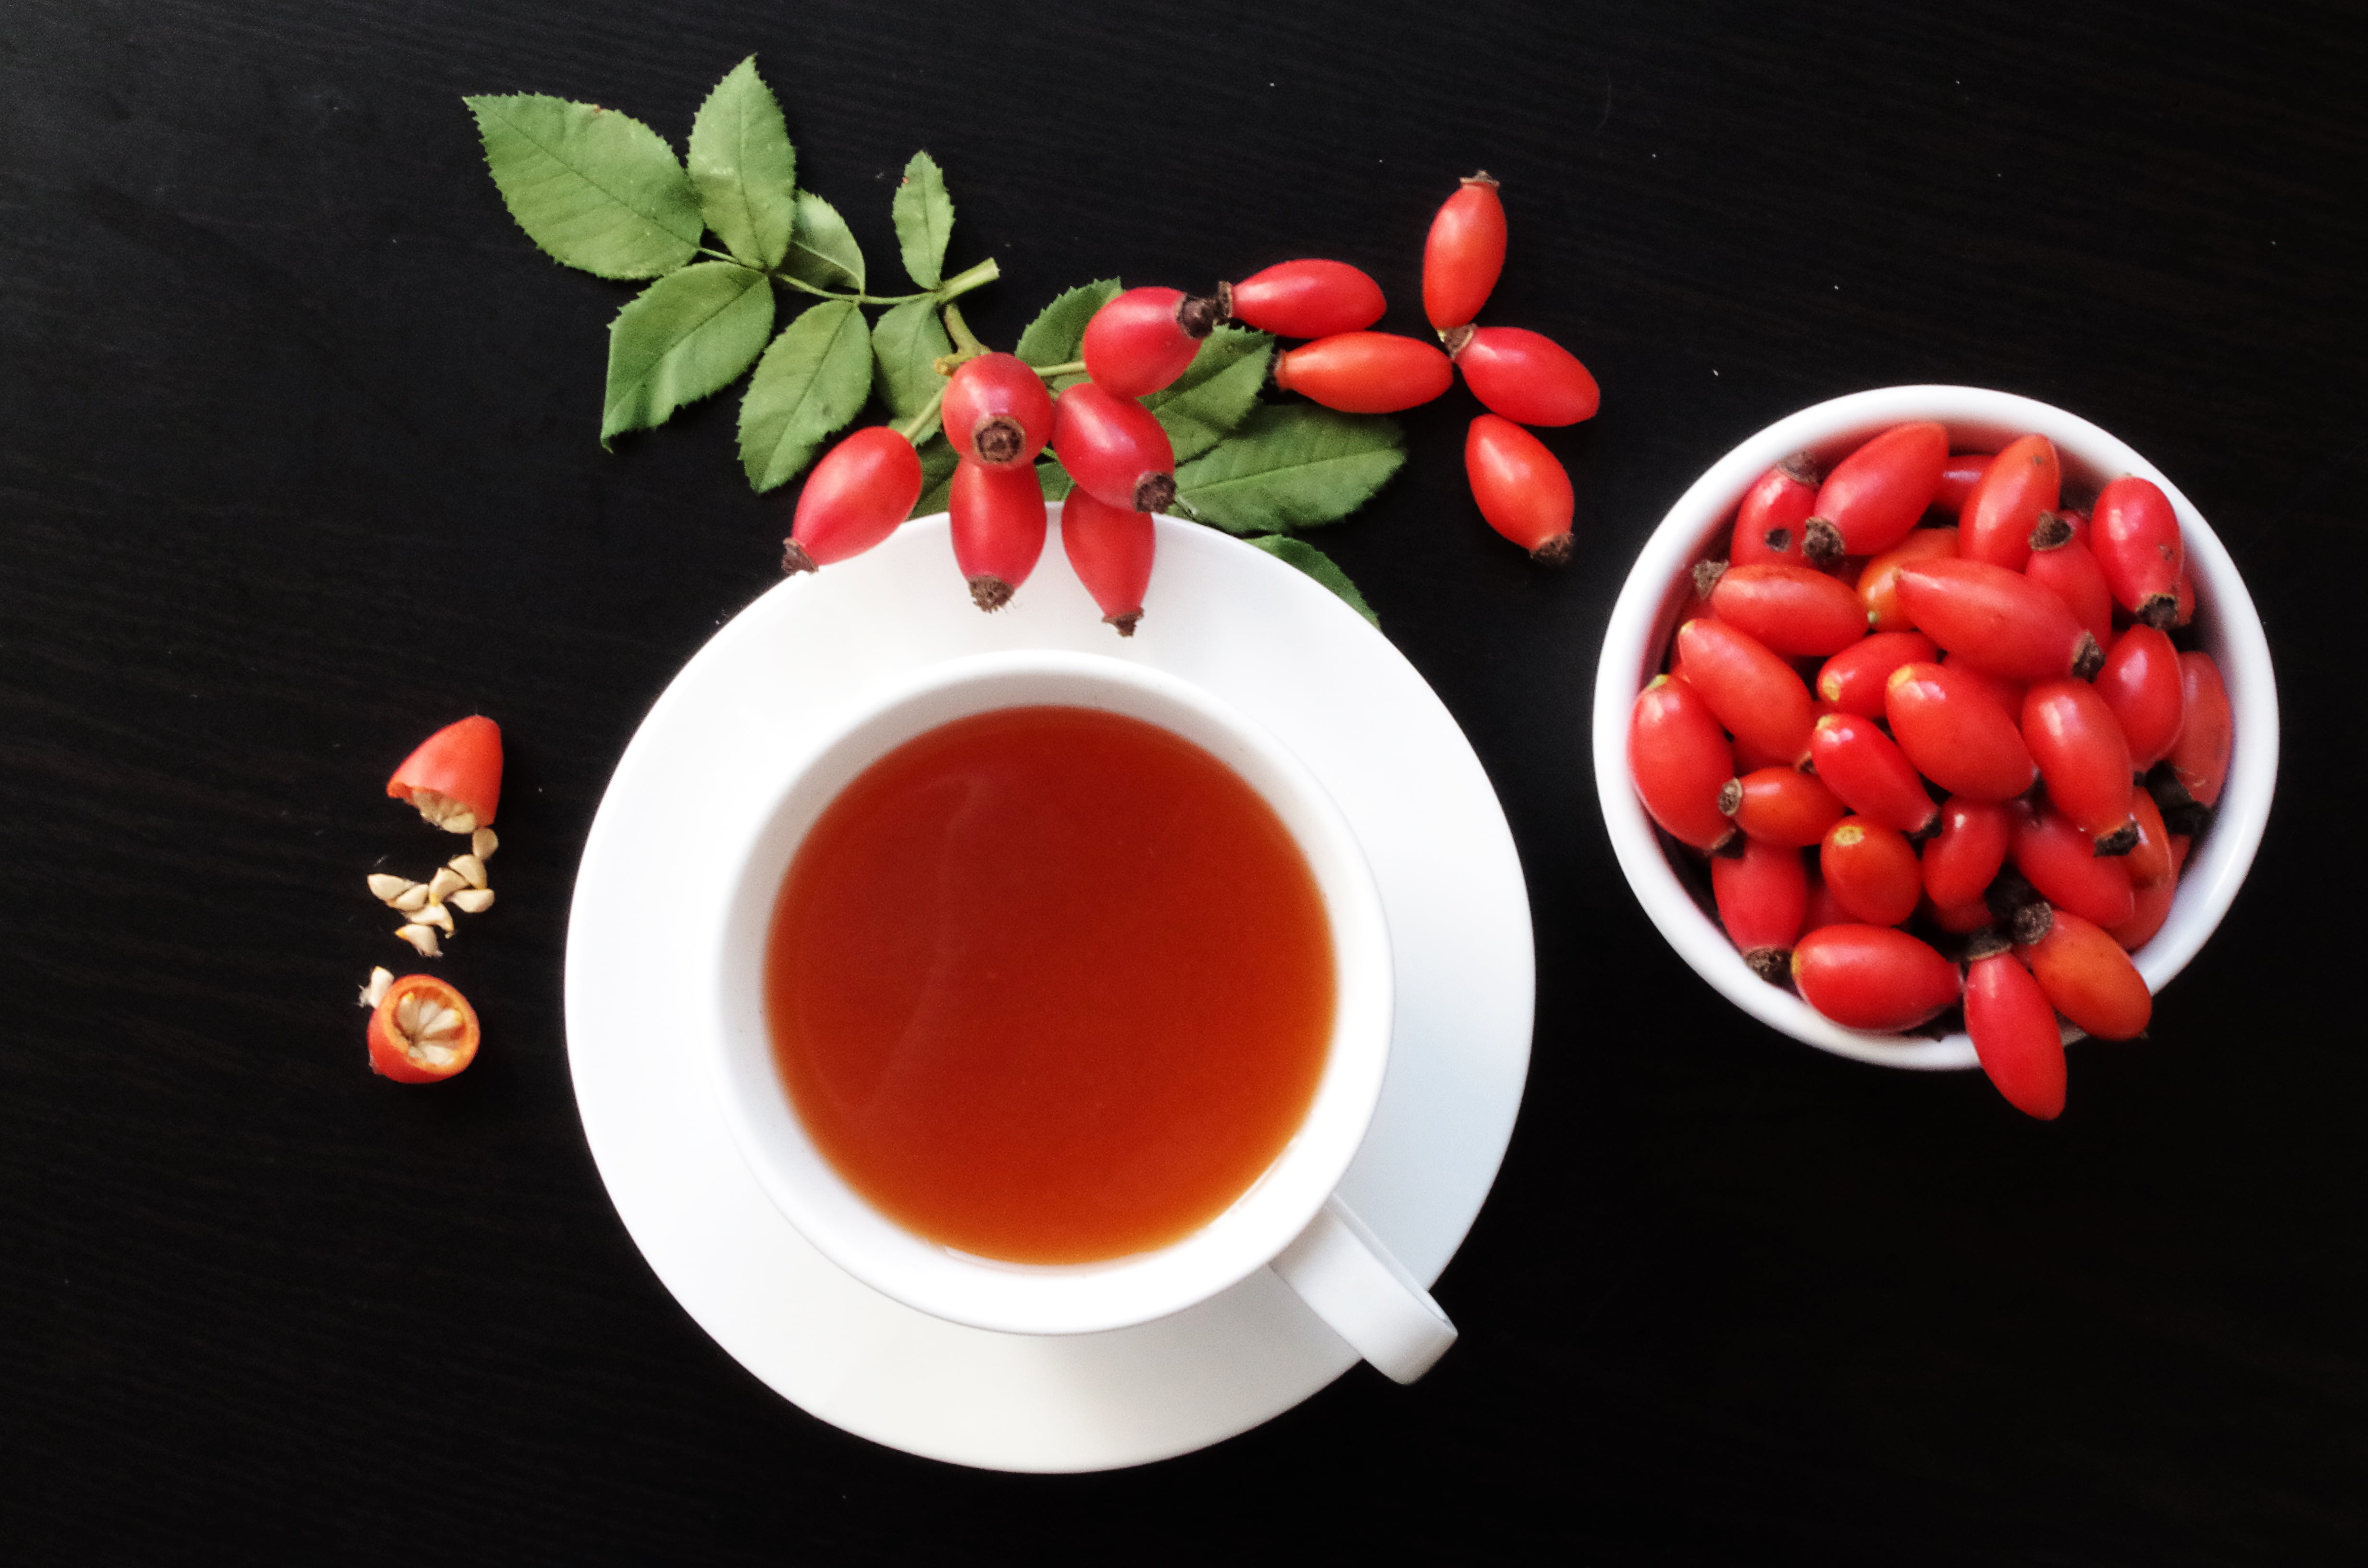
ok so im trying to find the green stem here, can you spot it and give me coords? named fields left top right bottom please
left=941, top=301, right=988, bottom=357
left=1031, top=359, right=1086, bottom=379
left=896, top=385, right=949, bottom=445
left=700, top=250, right=1001, bottom=309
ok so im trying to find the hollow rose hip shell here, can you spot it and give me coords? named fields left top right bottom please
left=386, top=715, right=503, bottom=833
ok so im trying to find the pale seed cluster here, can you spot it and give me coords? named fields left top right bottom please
left=364, top=826, right=500, bottom=959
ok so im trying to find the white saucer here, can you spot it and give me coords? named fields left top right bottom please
left=564, top=511, right=1534, bottom=1472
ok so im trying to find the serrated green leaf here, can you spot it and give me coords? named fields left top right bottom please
left=1036, top=456, right=1073, bottom=502
left=1174, top=405, right=1405, bottom=534
left=1143, top=327, right=1275, bottom=462
left=780, top=192, right=865, bottom=294
left=465, top=94, right=701, bottom=279
left=872, top=298, right=952, bottom=442
left=1246, top=536, right=1379, bottom=627
left=1016, top=279, right=1121, bottom=367
left=688, top=58, right=797, bottom=270
left=738, top=300, right=873, bottom=491
left=601, top=262, right=775, bottom=446
left=910, top=434, right=959, bottom=518
left=891, top=151, right=953, bottom=289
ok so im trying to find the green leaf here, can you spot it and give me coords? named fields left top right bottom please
left=465, top=94, right=701, bottom=279
left=1143, top=326, right=1275, bottom=462
left=1173, top=405, right=1406, bottom=534
left=738, top=300, right=873, bottom=492
left=1016, top=279, right=1120, bottom=367
left=1247, top=536, right=1380, bottom=627
left=872, top=298, right=952, bottom=441
left=688, top=57, right=797, bottom=270
left=601, top=261, right=776, bottom=446
left=910, top=434, right=959, bottom=518
left=780, top=192, right=865, bottom=294
left=1036, top=456, right=1073, bottom=502
left=891, top=151, right=953, bottom=289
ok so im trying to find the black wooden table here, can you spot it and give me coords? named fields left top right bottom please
left=4, top=1, right=2360, bottom=1559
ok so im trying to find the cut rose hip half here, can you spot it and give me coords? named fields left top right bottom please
left=386, top=715, right=503, bottom=834
left=366, top=974, right=481, bottom=1084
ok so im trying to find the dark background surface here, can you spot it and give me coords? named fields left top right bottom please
left=3, top=0, right=2362, bottom=1560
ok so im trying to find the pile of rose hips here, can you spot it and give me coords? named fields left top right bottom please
left=776, top=173, right=1602, bottom=633
left=1626, top=422, right=2234, bottom=1118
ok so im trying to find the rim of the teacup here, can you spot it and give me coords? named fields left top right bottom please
left=702, top=648, right=1396, bottom=1332
left=1591, top=385, right=2279, bottom=1070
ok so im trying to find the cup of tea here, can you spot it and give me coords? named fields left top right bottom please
left=700, top=649, right=1455, bottom=1383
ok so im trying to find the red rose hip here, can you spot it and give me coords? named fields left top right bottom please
left=2019, top=906, right=2151, bottom=1040
left=783, top=427, right=925, bottom=572
left=1674, top=618, right=1814, bottom=767
left=1791, top=925, right=1962, bottom=1032
left=2093, top=625, right=2185, bottom=771
left=1713, top=836, right=1808, bottom=982
left=1275, top=332, right=1454, bottom=414
left=1921, top=796, right=2012, bottom=908
left=1965, top=943, right=2067, bottom=1120
left=1958, top=433, right=2060, bottom=571
left=1220, top=259, right=1385, bottom=339
left=1628, top=674, right=1738, bottom=852
left=1059, top=486, right=1156, bottom=635
left=2168, top=651, right=2233, bottom=808
left=1050, top=383, right=1176, bottom=514
left=1892, top=557, right=2104, bottom=681
left=1422, top=172, right=1506, bottom=331
left=1465, top=414, right=1575, bottom=563
left=1817, top=630, right=1938, bottom=717
left=1730, top=454, right=1821, bottom=568
left=2022, top=678, right=2136, bottom=849
left=1805, top=711, right=1938, bottom=835
left=1884, top=661, right=2038, bottom=801
left=1720, top=766, right=1846, bottom=847
left=1082, top=286, right=1219, bottom=398
left=942, top=352, right=1054, bottom=468
left=1709, top=563, right=1872, bottom=657
left=1444, top=325, right=1600, bottom=426
left=2091, top=476, right=2185, bottom=628
left=949, top=459, right=1049, bottom=612
left=1807, top=421, right=1949, bottom=558
left=1820, top=817, right=1922, bottom=927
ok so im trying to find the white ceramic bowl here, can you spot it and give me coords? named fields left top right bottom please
left=1591, top=386, right=2279, bottom=1068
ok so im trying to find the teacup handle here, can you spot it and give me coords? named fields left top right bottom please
left=1270, top=1194, right=1457, bottom=1384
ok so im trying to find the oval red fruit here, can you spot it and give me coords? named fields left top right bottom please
left=1276, top=331, right=1455, bottom=414
left=1713, top=837, right=1808, bottom=982
left=1447, top=326, right=1600, bottom=426
left=1675, top=618, right=1814, bottom=767
left=1965, top=951, right=2066, bottom=1119
left=2169, top=652, right=2233, bottom=808
left=949, top=460, right=1049, bottom=612
left=1892, top=557, right=2103, bottom=682
left=2094, top=625, right=2184, bottom=770
left=1922, top=796, right=2013, bottom=908
left=1051, top=383, right=1176, bottom=514
left=2011, top=806, right=2136, bottom=929
left=1709, top=563, right=1871, bottom=657
left=1730, top=455, right=1821, bottom=568
left=1809, top=421, right=1949, bottom=557
left=1884, top=661, right=2037, bottom=801
left=2110, top=875, right=2177, bottom=953
left=1858, top=527, right=1958, bottom=631
left=942, top=352, right=1054, bottom=468
left=785, top=427, right=925, bottom=571
left=1466, top=414, right=1575, bottom=563
left=1628, top=675, right=1737, bottom=852
left=1791, top=925, right=1962, bottom=1032
left=1821, top=817, right=1922, bottom=927
left=1222, top=259, right=1385, bottom=339
left=2123, top=787, right=2175, bottom=891
left=2092, top=476, right=2185, bottom=628
left=2022, top=678, right=2135, bottom=846
left=1422, top=172, right=1506, bottom=331
left=1806, top=711, right=1938, bottom=834
left=1818, top=630, right=1938, bottom=717
left=1059, top=487, right=1156, bottom=636
left=1958, top=433, right=2060, bottom=571
left=2023, top=529, right=2115, bottom=650
left=2020, top=908, right=2151, bottom=1040
left=1722, top=766, right=1846, bottom=847
left=1082, top=286, right=1215, bottom=398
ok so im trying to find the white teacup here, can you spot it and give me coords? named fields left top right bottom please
left=701, top=649, right=1455, bottom=1383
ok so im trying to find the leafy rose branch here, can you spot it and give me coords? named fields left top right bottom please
left=466, top=57, right=1396, bottom=624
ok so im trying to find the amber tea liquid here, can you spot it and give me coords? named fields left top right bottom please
left=764, top=705, right=1335, bottom=1265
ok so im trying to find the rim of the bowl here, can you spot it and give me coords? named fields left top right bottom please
left=1591, top=385, right=2279, bottom=1070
